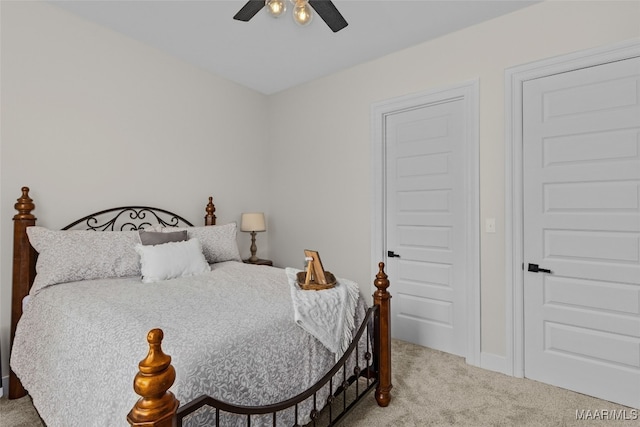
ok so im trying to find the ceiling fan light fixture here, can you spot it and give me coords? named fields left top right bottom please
left=292, top=0, right=313, bottom=26
left=233, top=0, right=347, bottom=32
left=266, top=0, right=286, bottom=18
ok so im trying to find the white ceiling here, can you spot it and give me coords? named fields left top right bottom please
left=50, top=0, right=538, bottom=94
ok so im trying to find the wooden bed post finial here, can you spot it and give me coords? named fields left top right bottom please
left=373, top=262, right=392, bottom=407
left=14, top=187, right=35, bottom=219
left=128, top=329, right=179, bottom=427
left=9, top=186, right=37, bottom=399
left=204, top=196, right=216, bottom=226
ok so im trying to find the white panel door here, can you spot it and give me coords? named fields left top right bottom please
left=386, top=98, right=467, bottom=356
left=523, top=57, right=640, bottom=407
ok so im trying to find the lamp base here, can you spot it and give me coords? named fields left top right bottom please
left=249, top=231, right=258, bottom=262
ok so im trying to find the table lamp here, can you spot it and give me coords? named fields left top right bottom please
left=240, top=212, right=266, bottom=263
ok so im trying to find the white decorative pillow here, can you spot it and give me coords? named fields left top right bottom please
left=27, top=227, right=141, bottom=295
left=135, top=238, right=210, bottom=283
left=147, top=223, right=242, bottom=264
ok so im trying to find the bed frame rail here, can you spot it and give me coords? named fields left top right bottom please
left=128, top=263, right=393, bottom=426
left=175, top=305, right=378, bottom=426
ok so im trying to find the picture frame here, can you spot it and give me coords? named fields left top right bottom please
left=304, top=249, right=328, bottom=285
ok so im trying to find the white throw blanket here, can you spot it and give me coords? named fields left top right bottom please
left=285, top=268, right=360, bottom=361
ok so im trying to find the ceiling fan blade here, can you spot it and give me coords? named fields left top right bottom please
left=233, top=0, right=265, bottom=22
left=308, top=0, right=348, bottom=32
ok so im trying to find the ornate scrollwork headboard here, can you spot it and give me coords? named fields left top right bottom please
left=61, top=206, right=194, bottom=231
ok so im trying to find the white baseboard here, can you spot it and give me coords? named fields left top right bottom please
left=480, top=351, right=510, bottom=375
left=0, top=374, right=10, bottom=398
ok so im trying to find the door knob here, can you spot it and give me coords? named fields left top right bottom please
left=387, top=251, right=401, bottom=258
left=528, top=263, right=551, bottom=274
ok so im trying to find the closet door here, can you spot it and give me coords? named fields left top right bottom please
left=386, top=98, right=468, bottom=356
left=523, top=56, right=640, bottom=408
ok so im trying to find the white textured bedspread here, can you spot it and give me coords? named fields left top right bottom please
left=10, top=261, right=368, bottom=427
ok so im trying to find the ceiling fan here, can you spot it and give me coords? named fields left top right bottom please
left=233, top=0, right=348, bottom=33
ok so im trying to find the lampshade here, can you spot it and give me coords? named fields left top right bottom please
left=241, top=213, right=266, bottom=232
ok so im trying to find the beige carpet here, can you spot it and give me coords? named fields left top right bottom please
left=1, top=339, right=636, bottom=426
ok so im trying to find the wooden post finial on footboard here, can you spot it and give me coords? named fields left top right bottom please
left=373, top=262, right=392, bottom=407
left=204, top=196, right=216, bottom=226
left=9, top=187, right=37, bottom=399
left=128, top=329, right=179, bottom=427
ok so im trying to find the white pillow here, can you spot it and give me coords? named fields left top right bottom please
left=27, top=227, right=141, bottom=295
left=135, top=238, right=210, bottom=283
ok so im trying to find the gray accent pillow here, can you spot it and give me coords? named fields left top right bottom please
left=138, top=230, right=188, bottom=246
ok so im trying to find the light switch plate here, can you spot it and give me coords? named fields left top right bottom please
left=485, top=218, right=496, bottom=233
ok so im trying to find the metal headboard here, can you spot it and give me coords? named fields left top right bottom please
left=61, top=206, right=194, bottom=231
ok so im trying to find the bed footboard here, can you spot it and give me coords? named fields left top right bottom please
left=128, top=263, right=393, bottom=426
left=373, top=262, right=393, bottom=407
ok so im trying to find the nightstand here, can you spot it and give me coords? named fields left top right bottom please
left=243, top=258, right=273, bottom=266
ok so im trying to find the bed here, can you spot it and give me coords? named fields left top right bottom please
left=8, top=187, right=392, bottom=426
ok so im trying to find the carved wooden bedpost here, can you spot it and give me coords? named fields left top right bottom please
left=373, top=262, right=392, bottom=407
left=9, top=187, right=37, bottom=399
left=204, top=196, right=216, bottom=226
left=128, top=329, right=179, bottom=427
